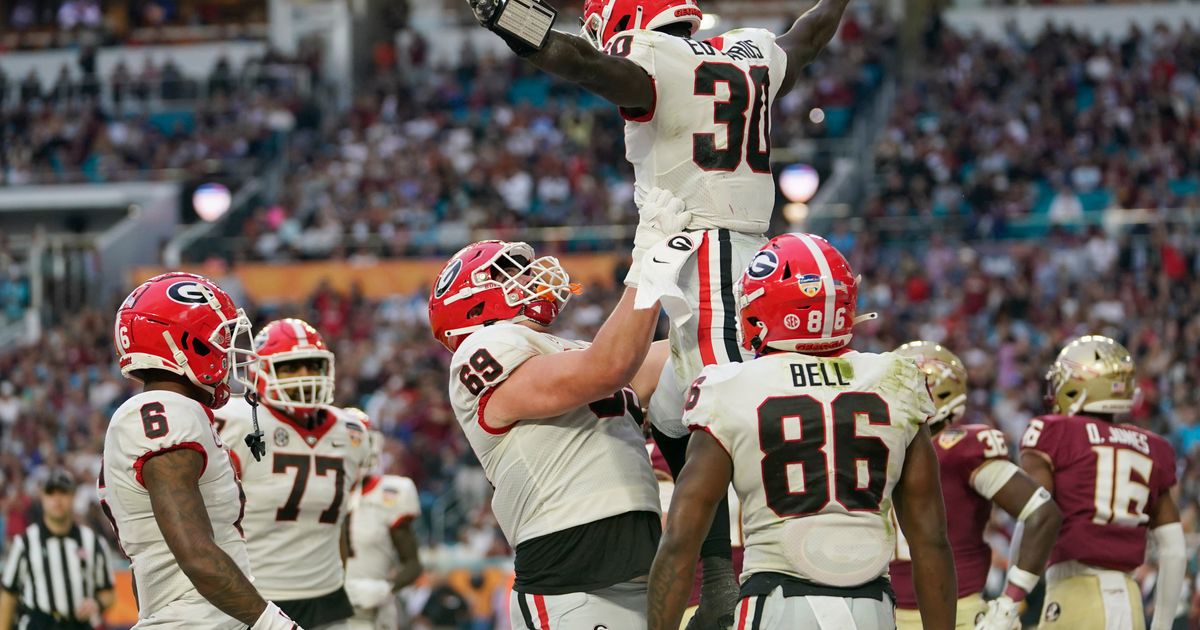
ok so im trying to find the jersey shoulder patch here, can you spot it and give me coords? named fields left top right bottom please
left=936, top=426, right=968, bottom=450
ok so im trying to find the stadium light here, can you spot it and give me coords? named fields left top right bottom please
left=192, top=183, right=233, bottom=222
left=779, top=163, right=820, bottom=203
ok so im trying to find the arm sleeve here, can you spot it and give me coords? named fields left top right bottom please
left=1, top=535, right=24, bottom=593
left=115, top=397, right=215, bottom=487
left=448, top=325, right=545, bottom=435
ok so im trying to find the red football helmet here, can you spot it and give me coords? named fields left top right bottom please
left=581, top=0, right=703, bottom=50
left=114, top=272, right=256, bottom=409
left=429, top=240, right=580, bottom=352
left=251, top=318, right=336, bottom=416
left=738, top=233, right=865, bottom=354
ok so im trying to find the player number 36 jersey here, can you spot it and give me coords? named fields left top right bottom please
left=610, top=28, right=789, bottom=235
left=100, top=391, right=250, bottom=629
left=683, top=351, right=934, bottom=587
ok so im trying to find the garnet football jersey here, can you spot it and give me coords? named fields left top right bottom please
left=1021, top=414, right=1177, bottom=573
left=683, top=351, right=934, bottom=587
left=891, top=424, right=1018, bottom=608
left=612, top=28, right=789, bottom=234
left=345, top=474, right=421, bottom=584
left=100, top=391, right=250, bottom=628
left=215, top=397, right=371, bottom=600
left=448, top=323, right=660, bottom=546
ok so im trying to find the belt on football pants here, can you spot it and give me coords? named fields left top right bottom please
left=740, top=572, right=895, bottom=602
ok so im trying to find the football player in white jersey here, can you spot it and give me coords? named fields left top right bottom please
left=465, top=2, right=854, bottom=620
left=342, top=409, right=423, bottom=630
left=215, top=319, right=372, bottom=629
left=428, top=189, right=689, bottom=629
left=647, top=234, right=958, bottom=630
left=100, top=273, right=302, bottom=630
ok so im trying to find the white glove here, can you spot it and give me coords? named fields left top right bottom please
left=252, top=602, right=304, bottom=630
left=626, top=188, right=693, bottom=288
left=974, top=596, right=1021, bottom=630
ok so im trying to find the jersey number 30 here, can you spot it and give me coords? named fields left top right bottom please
left=693, top=62, right=772, bottom=173
left=758, top=393, right=891, bottom=516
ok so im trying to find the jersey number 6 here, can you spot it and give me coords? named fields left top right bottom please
left=758, top=393, right=892, bottom=517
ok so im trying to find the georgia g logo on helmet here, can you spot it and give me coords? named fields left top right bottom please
left=166, top=281, right=215, bottom=305
left=747, top=250, right=779, bottom=280
left=434, top=259, right=464, bottom=299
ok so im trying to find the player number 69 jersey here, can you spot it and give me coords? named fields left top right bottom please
left=610, top=28, right=789, bottom=235
left=683, top=351, right=934, bottom=587
left=100, top=391, right=250, bottom=629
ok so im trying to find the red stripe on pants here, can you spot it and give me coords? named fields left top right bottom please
left=534, top=594, right=550, bottom=629
left=736, top=597, right=750, bottom=630
left=697, top=232, right=718, bottom=366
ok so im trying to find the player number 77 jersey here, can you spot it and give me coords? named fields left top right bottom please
left=683, top=351, right=934, bottom=587
left=610, top=28, right=789, bottom=235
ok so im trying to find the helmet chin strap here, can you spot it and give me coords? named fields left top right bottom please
left=244, top=390, right=266, bottom=462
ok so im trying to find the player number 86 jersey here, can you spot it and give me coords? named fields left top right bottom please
left=683, top=351, right=934, bottom=587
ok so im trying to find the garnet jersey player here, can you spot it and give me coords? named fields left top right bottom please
left=100, top=273, right=301, bottom=630
left=215, top=319, right=371, bottom=629
left=886, top=342, right=1061, bottom=630
left=1020, top=336, right=1184, bottom=630
left=648, top=234, right=957, bottom=630
left=343, top=410, right=422, bottom=630
left=466, top=2, right=853, bottom=620
left=428, top=190, right=689, bottom=629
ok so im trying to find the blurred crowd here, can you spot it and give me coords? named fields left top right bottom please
left=871, top=21, right=1200, bottom=238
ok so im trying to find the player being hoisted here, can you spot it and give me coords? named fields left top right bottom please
left=216, top=319, right=372, bottom=629
left=464, top=1, right=855, bottom=623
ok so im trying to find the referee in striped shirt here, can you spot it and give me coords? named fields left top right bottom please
left=0, top=470, right=115, bottom=630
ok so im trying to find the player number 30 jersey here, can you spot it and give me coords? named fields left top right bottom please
left=610, top=28, right=789, bottom=235
left=683, top=351, right=934, bottom=587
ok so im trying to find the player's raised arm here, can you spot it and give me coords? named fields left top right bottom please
left=466, top=1, right=654, bottom=110
left=776, top=0, right=852, bottom=95
left=647, top=430, right=733, bottom=630
left=893, top=426, right=956, bottom=630
left=143, top=450, right=294, bottom=629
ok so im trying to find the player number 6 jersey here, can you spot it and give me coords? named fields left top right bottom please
left=683, top=351, right=934, bottom=587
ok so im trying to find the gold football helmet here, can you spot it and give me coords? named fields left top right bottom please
left=894, top=341, right=968, bottom=432
left=1046, top=335, right=1136, bottom=417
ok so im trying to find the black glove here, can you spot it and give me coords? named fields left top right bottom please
left=685, top=556, right=738, bottom=630
left=465, top=0, right=540, bottom=57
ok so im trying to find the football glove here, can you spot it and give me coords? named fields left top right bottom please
left=685, top=556, right=738, bottom=630
left=251, top=602, right=304, bottom=630
left=974, top=596, right=1021, bottom=630
left=626, top=187, right=693, bottom=288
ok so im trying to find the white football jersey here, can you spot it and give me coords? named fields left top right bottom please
left=612, top=28, right=789, bottom=234
left=683, top=351, right=935, bottom=587
left=449, top=323, right=660, bottom=546
left=100, top=391, right=249, bottom=629
left=345, top=474, right=421, bottom=583
left=215, top=396, right=371, bottom=600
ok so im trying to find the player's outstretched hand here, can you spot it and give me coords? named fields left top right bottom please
left=627, top=188, right=692, bottom=288
left=974, top=596, right=1022, bottom=630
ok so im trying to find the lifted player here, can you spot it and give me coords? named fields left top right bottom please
left=342, top=410, right=423, bottom=630
left=886, top=341, right=1061, bottom=630
left=1020, top=336, right=1184, bottom=630
left=216, top=319, right=371, bottom=629
left=465, top=1, right=855, bottom=621
left=429, top=189, right=688, bottom=629
left=649, top=234, right=956, bottom=630
left=101, top=273, right=301, bottom=629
